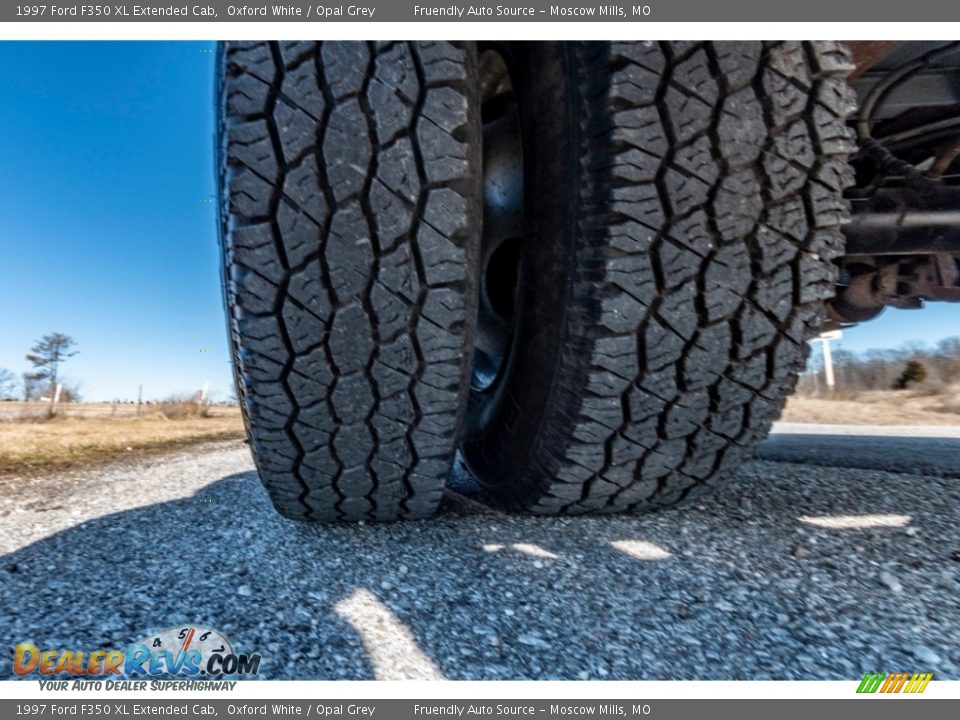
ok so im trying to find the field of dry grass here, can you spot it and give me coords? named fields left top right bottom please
left=3, top=384, right=959, bottom=477
left=0, top=403, right=245, bottom=476
left=783, top=386, right=960, bottom=426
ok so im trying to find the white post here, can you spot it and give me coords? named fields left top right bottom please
left=199, top=381, right=210, bottom=403
left=820, top=337, right=835, bottom=390
left=51, top=383, right=63, bottom=415
left=814, top=330, right=842, bottom=393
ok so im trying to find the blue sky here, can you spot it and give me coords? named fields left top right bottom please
left=0, top=41, right=231, bottom=402
left=0, top=42, right=957, bottom=401
left=809, top=304, right=960, bottom=369
left=826, top=305, right=959, bottom=355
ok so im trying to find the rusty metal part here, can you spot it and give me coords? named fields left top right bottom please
left=827, top=262, right=898, bottom=323
left=928, top=136, right=960, bottom=177
left=847, top=41, right=897, bottom=80
left=827, top=253, right=960, bottom=324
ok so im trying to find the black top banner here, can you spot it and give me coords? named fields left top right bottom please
left=5, top=1, right=960, bottom=22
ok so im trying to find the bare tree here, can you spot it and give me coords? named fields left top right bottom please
left=25, top=333, right=78, bottom=394
left=57, top=380, right=83, bottom=403
left=936, top=337, right=960, bottom=381
left=0, top=368, right=18, bottom=400
left=22, top=373, right=42, bottom=401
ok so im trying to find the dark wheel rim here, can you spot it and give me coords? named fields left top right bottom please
left=469, top=48, right=525, bottom=427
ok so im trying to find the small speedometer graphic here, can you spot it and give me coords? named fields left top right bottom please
left=145, top=626, right=233, bottom=658
left=128, top=626, right=235, bottom=676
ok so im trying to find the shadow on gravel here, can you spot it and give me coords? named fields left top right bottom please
left=1, top=449, right=959, bottom=681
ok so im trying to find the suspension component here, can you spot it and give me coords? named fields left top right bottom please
left=827, top=252, right=960, bottom=324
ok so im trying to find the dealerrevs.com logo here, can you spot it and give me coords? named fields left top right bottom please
left=14, top=626, right=260, bottom=678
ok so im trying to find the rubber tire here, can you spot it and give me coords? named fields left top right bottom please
left=218, top=41, right=481, bottom=521
left=462, top=41, right=856, bottom=514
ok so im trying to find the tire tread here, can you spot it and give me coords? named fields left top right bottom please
left=219, top=41, right=479, bottom=521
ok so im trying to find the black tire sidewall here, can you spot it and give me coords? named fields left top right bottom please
left=463, top=42, right=587, bottom=503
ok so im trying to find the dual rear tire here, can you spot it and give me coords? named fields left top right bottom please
left=219, top=41, right=856, bottom=522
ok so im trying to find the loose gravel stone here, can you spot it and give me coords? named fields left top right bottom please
left=880, top=571, right=904, bottom=593
left=907, top=645, right=943, bottom=666
left=0, top=430, right=958, bottom=680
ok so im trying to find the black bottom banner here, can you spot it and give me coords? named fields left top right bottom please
left=4, top=700, right=958, bottom=720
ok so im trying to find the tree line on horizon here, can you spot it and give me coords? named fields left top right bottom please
left=0, top=333, right=80, bottom=402
left=4, top=333, right=959, bottom=402
left=800, top=336, right=960, bottom=394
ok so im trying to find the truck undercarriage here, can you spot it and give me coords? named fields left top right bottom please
left=831, top=41, right=960, bottom=326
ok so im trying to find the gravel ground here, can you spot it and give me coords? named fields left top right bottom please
left=1, top=429, right=958, bottom=680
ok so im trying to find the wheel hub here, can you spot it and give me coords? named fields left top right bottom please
left=473, top=49, right=524, bottom=394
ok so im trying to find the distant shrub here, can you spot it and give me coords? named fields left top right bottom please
left=158, top=394, right=212, bottom=420
left=893, top=360, right=928, bottom=390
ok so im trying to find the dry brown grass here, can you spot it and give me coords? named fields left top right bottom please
left=783, top=385, right=960, bottom=426
left=0, top=405, right=245, bottom=476
left=158, top=396, right=213, bottom=420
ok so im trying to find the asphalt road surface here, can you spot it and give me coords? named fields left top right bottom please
left=1, top=424, right=958, bottom=680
